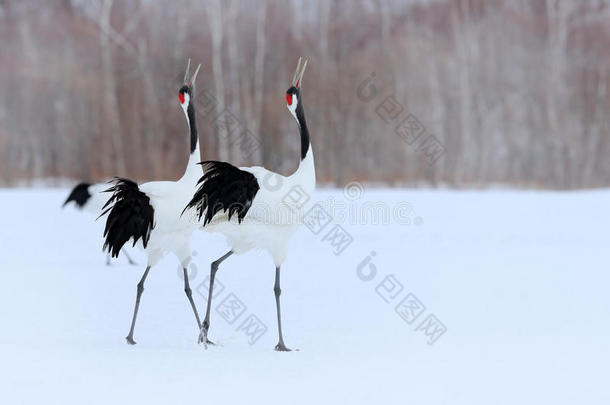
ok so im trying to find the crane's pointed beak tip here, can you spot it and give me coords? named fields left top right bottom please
left=188, top=63, right=202, bottom=88
left=295, top=57, right=308, bottom=89
left=183, top=58, right=192, bottom=86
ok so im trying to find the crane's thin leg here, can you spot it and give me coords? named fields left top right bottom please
left=125, top=266, right=152, bottom=345
left=183, top=267, right=202, bottom=330
left=121, top=249, right=137, bottom=266
left=274, top=266, right=291, bottom=352
left=199, top=250, right=233, bottom=348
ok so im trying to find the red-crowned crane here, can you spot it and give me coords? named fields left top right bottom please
left=63, top=182, right=136, bottom=265
left=185, top=58, right=315, bottom=351
left=101, top=60, right=206, bottom=345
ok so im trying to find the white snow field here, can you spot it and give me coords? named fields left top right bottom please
left=0, top=187, right=608, bottom=404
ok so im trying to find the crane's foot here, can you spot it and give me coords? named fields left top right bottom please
left=274, top=342, right=292, bottom=352
left=125, top=336, right=137, bottom=345
left=198, top=324, right=213, bottom=349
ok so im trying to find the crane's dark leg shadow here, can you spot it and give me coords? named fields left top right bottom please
left=274, top=266, right=292, bottom=352
left=122, top=249, right=137, bottom=266
left=199, top=250, right=234, bottom=348
left=183, top=267, right=202, bottom=333
left=125, top=265, right=152, bottom=345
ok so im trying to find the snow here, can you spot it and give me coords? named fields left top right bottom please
left=0, top=187, right=608, bottom=404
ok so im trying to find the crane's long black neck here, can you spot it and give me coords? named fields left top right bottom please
left=296, top=102, right=310, bottom=160
left=187, top=101, right=198, bottom=153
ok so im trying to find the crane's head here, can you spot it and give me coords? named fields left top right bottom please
left=178, top=58, right=201, bottom=111
left=286, top=57, right=308, bottom=121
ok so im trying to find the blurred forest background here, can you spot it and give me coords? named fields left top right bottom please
left=1, top=0, right=610, bottom=189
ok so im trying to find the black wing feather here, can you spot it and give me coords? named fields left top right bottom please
left=184, top=161, right=260, bottom=226
left=100, top=178, right=155, bottom=258
left=63, top=182, right=92, bottom=208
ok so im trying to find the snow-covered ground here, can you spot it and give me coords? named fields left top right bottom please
left=0, top=187, right=608, bottom=404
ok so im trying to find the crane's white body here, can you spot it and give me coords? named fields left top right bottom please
left=204, top=150, right=315, bottom=266
left=201, top=92, right=316, bottom=267
left=133, top=92, right=202, bottom=268
left=138, top=147, right=201, bottom=267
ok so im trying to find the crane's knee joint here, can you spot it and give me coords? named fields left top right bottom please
left=274, top=286, right=282, bottom=297
left=137, top=283, right=144, bottom=294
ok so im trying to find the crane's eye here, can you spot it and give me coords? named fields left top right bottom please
left=286, top=93, right=292, bottom=105
left=178, top=92, right=185, bottom=104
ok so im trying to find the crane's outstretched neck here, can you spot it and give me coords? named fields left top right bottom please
left=188, top=101, right=198, bottom=156
left=181, top=99, right=202, bottom=183
left=292, top=99, right=315, bottom=191
left=296, top=103, right=310, bottom=160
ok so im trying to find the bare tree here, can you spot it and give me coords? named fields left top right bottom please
left=98, top=0, right=126, bottom=175
left=207, top=0, right=228, bottom=161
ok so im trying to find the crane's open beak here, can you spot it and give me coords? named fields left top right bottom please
left=292, top=57, right=308, bottom=89
left=183, top=58, right=202, bottom=88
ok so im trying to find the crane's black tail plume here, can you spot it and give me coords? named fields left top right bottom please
left=63, top=182, right=92, bottom=208
left=183, top=161, right=259, bottom=226
left=100, top=178, right=155, bottom=258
